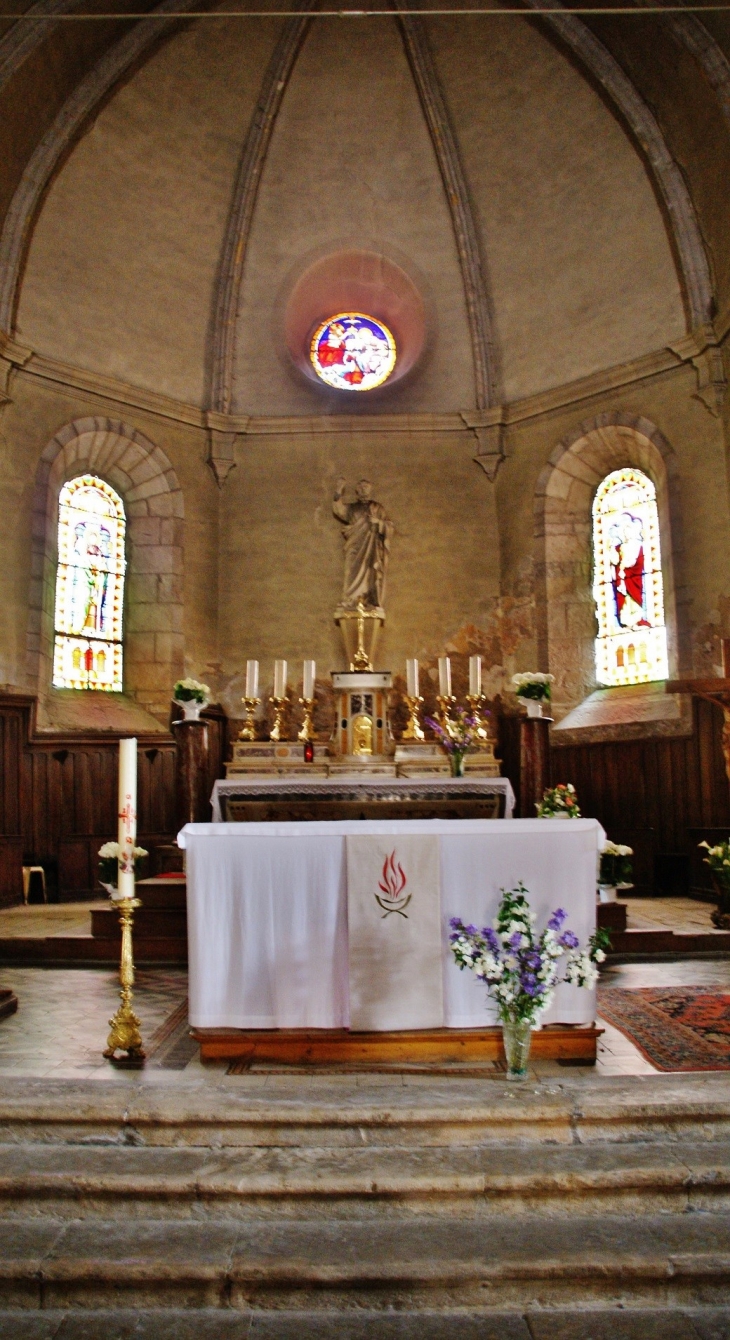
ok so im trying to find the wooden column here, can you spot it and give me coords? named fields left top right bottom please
left=173, top=720, right=210, bottom=828
left=518, top=716, right=552, bottom=818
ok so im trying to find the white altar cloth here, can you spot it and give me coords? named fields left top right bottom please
left=179, top=818, right=604, bottom=1031
left=210, top=774, right=516, bottom=822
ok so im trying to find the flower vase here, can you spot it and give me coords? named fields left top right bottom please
left=598, top=885, right=617, bottom=903
left=525, top=699, right=543, bottom=718
left=176, top=700, right=204, bottom=721
left=710, top=872, right=730, bottom=930
left=502, top=1017, right=532, bottom=1079
left=449, top=751, right=466, bottom=778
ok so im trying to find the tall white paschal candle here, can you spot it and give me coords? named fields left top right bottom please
left=438, top=657, right=452, bottom=697
left=303, top=660, right=316, bottom=701
left=117, top=738, right=137, bottom=901
left=406, top=658, right=419, bottom=698
left=273, top=659, right=287, bottom=700
left=469, top=655, right=482, bottom=697
left=245, top=659, right=259, bottom=699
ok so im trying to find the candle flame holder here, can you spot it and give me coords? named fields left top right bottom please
left=402, top=694, right=425, bottom=741
left=238, top=696, right=260, bottom=741
left=103, top=896, right=145, bottom=1065
left=269, top=695, right=289, bottom=742
left=297, top=698, right=316, bottom=742
left=466, top=692, right=491, bottom=743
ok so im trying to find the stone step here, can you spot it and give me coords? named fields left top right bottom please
left=1, top=1075, right=730, bottom=1147
left=2, top=1213, right=730, bottom=1309
left=0, top=1307, right=729, bottom=1338
left=0, top=1139, right=728, bottom=1219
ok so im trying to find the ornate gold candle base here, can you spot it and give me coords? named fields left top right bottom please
left=402, top=694, right=425, bottom=741
left=238, top=696, right=260, bottom=741
left=466, top=693, right=490, bottom=743
left=297, top=698, right=315, bottom=742
left=103, top=896, right=145, bottom=1065
left=269, top=696, right=288, bottom=742
left=436, top=694, right=456, bottom=732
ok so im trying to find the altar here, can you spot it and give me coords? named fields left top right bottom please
left=211, top=774, right=515, bottom=822
left=180, top=817, right=604, bottom=1062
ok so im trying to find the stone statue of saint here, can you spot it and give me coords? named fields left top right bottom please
left=332, top=478, right=393, bottom=611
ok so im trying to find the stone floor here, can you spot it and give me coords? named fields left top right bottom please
left=0, top=954, right=727, bottom=1083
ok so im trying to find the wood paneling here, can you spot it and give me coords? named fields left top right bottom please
left=552, top=698, right=730, bottom=893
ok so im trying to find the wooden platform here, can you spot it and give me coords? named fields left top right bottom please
left=193, top=1024, right=602, bottom=1065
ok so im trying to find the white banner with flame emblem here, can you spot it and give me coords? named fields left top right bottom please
left=346, top=834, right=444, bottom=1030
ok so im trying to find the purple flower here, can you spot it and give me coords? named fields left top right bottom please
left=560, top=930, right=579, bottom=950
left=520, top=974, right=540, bottom=997
left=547, top=908, right=567, bottom=931
left=523, top=950, right=542, bottom=970
left=483, top=927, right=501, bottom=954
left=508, top=932, right=524, bottom=951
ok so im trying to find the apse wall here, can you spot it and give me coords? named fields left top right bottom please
left=14, top=11, right=687, bottom=414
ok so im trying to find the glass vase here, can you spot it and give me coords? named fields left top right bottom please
left=449, top=751, right=466, bottom=778
left=501, top=1017, right=532, bottom=1079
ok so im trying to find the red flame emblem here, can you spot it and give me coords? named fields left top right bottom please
left=375, top=850, right=411, bottom=918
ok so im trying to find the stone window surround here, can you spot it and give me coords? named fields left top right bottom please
left=26, top=415, right=184, bottom=724
left=534, top=411, right=684, bottom=727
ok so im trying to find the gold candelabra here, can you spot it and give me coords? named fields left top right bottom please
left=269, top=695, right=288, bottom=742
left=103, top=896, right=145, bottom=1064
left=402, top=694, right=425, bottom=741
left=238, top=695, right=260, bottom=741
left=436, top=694, right=456, bottom=732
left=297, top=698, right=315, bottom=742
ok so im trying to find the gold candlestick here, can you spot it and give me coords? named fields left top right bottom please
left=402, top=694, right=425, bottom=741
left=466, top=692, right=491, bottom=744
left=238, top=696, right=260, bottom=741
left=103, top=896, right=145, bottom=1064
left=297, top=698, right=315, bottom=742
left=436, top=694, right=456, bottom=732
left=269, top=695, right=288, bottom=742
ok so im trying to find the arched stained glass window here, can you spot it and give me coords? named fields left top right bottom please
left=52, top=475, right=126, bottom=691
left=592, top=467, right=668, bottom=687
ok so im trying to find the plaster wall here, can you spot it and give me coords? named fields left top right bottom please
left=14, top=10, right=283, bottom=406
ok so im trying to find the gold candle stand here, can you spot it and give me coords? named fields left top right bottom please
left=269, top=695, right=288, bottom=742
left=436, top=694, right=456, bottom=732
left=238, top=696, right=260, bottom=741
left=402, top=694, right=425, bottom=741
left=466, top=692, right=491, bottom=743
left=103, top=896, right=145, bottom=1064
left=297, top=698, right=315, bottom=742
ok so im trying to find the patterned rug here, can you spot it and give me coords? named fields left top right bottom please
left=598, top=987, right=730, bottom=1071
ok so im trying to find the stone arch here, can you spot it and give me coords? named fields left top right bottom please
left=27, top=416, right=184, bottom=722
left=534, top=411, right=686, bottom=719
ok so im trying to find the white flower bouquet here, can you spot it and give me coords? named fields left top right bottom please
left=512, top=672, right=554, bottom=703
left=599, top=841, right=633, bottom=887
left=98, top=841, right=148, bottom=890
left=173, top=677, right=210, bottom=704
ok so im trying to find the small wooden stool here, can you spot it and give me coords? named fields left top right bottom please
left=22, top=865, right=47, bottom=905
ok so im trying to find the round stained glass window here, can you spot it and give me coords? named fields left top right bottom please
left=310, top=313, right=396, bottom=391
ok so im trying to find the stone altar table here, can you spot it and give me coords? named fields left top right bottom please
left=211, top=774, right=515, bottom=823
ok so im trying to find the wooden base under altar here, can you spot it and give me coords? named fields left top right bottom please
left=193, top=1024, right=601, bottom=1065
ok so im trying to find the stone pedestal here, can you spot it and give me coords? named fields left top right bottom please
left=519, top=715, right=552, bottom=818
left=173, top=719, right=210, bottom=827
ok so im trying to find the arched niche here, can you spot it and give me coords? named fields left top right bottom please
left=27, top=416, right=184, bottom=723
left=534, top=413, right=685, bottom=720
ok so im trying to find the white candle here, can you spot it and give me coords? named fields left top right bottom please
left=469, top=655, right=482, bottom=697
left=303, top=659, right=316, bottom=700
left=273, top=659, right=287, bottom=700
left=245, top=659, right=259, bottom=699
left=117, top=737, right=137, bottom=900
left=406, top=658, right=419, bottom=698
left=438, top=656, right=452, bottom=697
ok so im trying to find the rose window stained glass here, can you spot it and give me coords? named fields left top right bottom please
left=592, top=467, right=668, bottom=687
left=52, top=475, right=126, bottom=691
left=310, top=313, right=396, bottom=391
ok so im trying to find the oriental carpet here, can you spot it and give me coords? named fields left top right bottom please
left=598, top=986, right=730, bottom=1071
